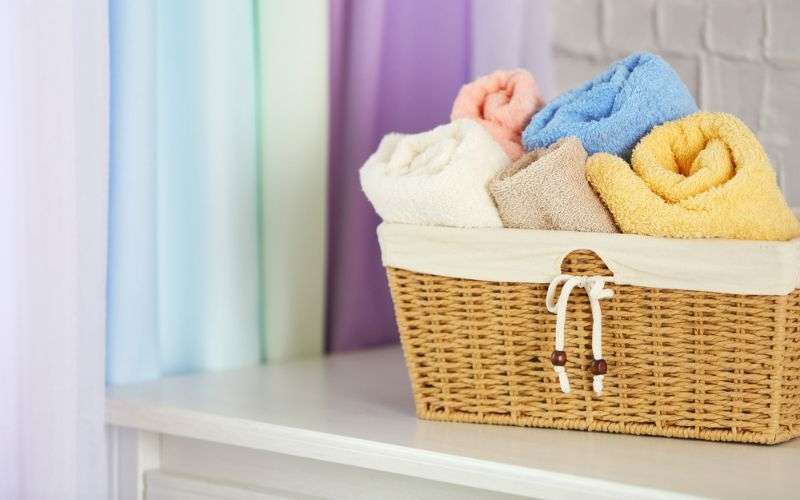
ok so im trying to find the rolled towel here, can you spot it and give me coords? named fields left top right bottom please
left=523, top=53, right=698, bottom=158
left=451, top=69, right=544, bottom=161
left=586, top=112, right=800, bottom=241
left=360, top=119, right=508, bottom=228
left=490, top=137, right=617, bottom=233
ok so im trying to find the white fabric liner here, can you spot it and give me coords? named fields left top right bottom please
left=378, top=223, right=800, bottom=296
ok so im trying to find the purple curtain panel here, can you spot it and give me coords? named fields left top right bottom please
left=327, top=0, right=472, bottom=351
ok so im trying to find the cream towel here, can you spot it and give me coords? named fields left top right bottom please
left=360, top=119, right=508, bottom=228
left=490, top=137, right=617, bottom=232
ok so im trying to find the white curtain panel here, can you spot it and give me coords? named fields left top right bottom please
left=0, top=1, right=109, bottom=499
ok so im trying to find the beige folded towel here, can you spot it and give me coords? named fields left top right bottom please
left=489, top=137, right=618, bottom=232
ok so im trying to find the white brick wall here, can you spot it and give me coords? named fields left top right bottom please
left=552, top=0, right=800, bottom=204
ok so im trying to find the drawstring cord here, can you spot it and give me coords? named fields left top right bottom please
left=545, top=274, right=614, bottom=395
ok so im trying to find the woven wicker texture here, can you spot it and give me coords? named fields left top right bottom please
left=387, top=251, right=800, bottom=444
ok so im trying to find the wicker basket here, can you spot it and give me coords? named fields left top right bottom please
left=380, top=223, right=800, bottom=444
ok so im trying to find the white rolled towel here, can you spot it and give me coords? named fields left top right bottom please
left=360, top=119, right=508, bottom=228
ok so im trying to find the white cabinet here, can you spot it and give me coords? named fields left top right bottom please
left=107, top=347, right=800, bottom=500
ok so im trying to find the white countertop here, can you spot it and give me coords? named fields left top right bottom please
left=107, top=346, right=800, bottom=499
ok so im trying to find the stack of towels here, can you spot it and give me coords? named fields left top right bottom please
left=360, top=52, right=800, bottom=241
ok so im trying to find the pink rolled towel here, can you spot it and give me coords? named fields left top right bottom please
left=451, top=69, right=544, bottom=161
left=489, top=136, right=618, bottom=233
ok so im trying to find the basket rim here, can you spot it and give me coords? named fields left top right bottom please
left=378, top=222, right=800, bottom=296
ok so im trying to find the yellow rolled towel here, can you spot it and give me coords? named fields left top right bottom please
left=586, top=112, right=800, bottom=241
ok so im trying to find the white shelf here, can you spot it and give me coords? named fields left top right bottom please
left=107, top=346, right=800, bottom=500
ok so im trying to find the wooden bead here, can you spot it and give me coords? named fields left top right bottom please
left=550, top=350, right=567, bottom=366
left=590, top=359, right=607, bottom=375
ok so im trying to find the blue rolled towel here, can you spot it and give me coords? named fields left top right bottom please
left=522, top=53, right=698, bottom=158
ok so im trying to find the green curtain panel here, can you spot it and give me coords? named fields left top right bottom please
left=256, top=1, right=328, bottom=361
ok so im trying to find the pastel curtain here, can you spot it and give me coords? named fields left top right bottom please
left=257, top=1, right=328, bottom=361
left=107, top=0, right=328, bottom=384
left=107, top=0, right=260, bottom=384
left=471, top=0, right=554, bottom=99
left=326, top=0, right=553, bottom=351
left=327, top=0, right=472, bottom=352
left=106, top=1, right=159, bottom=384
left=0, top=1, right=109, bottom=498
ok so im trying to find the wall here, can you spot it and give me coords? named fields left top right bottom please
left=552, top=0, right=800, bottom=204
